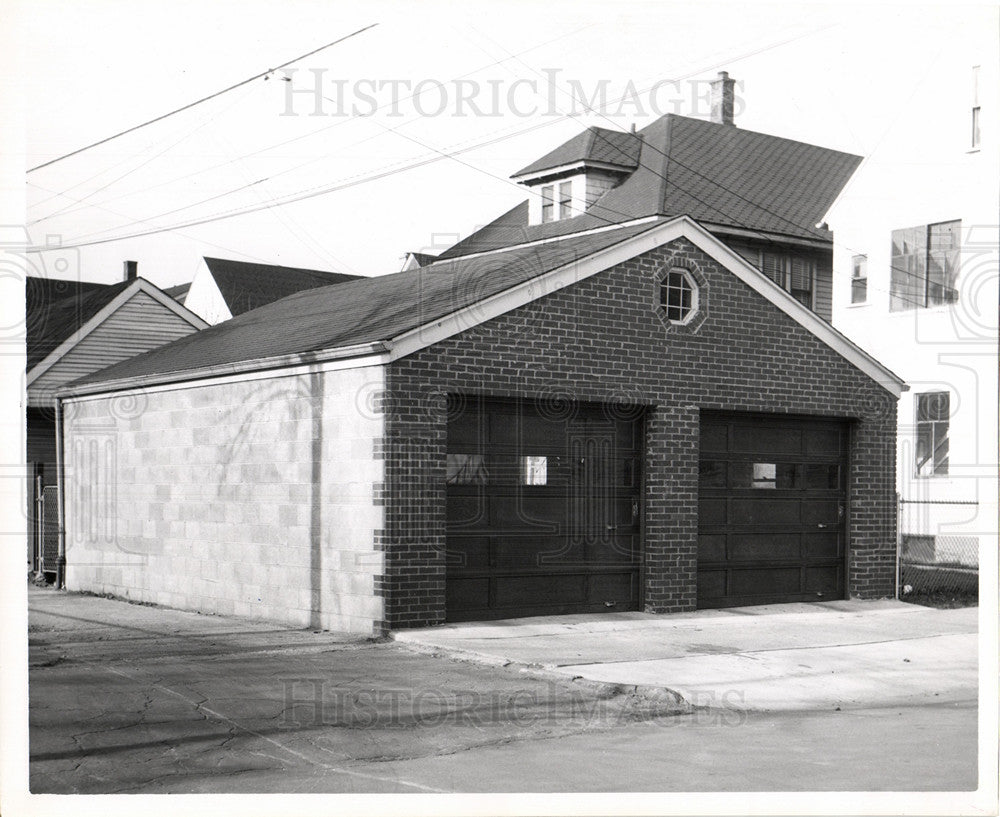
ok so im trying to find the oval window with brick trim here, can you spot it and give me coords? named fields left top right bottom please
left=660, top=268, right=697, bottom=323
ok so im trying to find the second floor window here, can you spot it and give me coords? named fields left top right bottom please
left=889, top=220, right=960, bottom=312
left=851, top=255, right=868, bottom=304
left=760, top=251, right=814, bottom=308
left=540, top=180, right=574, bottom=224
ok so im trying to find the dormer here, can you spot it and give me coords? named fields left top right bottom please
left=511, top=126, right=642, bottom=226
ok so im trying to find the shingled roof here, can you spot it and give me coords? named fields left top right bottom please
left=512, top=126, right=643, bottom=178
left=26, top=278, right=131, bottom=371
left=68, top=221, right=662, bottom=387
left=440, top=114, right=861, bottom=259
left=202, top=257, right=363, bottom=316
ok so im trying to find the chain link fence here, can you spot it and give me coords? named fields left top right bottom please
left=898, top=498, right=979, bottom=598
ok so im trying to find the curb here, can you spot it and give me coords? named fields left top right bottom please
left=390, top=634, right=693, bottom=715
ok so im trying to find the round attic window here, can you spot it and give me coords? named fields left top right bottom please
left=660, top=268, right=697, bottom=323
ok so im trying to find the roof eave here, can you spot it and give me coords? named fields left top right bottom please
left=511, top=160, right=635, bottom=185
left=57, top=341, right=391, bottom=399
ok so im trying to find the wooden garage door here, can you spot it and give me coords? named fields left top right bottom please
left=446, top=397, right=643, bottom=622
left=698, top=413, right=848, bottom=608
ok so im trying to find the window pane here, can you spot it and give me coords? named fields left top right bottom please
left=890, top=225, right=927, bottom=311
left=661, top=270, right=694, bottom=322
left=541, top=186, right=554, bottom=223
left=521, top=456, right=547, bottom=485
left=752, top=462, right=776, bottom=489
left=927, top=220, right=961, bottom=306
left=558, top=181, right=572, bottom=219
left=851, top=277, right=868, bottom=304
left=699, top=460, right=727, bottom=488
left=917, top=392, right=950, bottom=422
left=762, top=253, right=786, bottom=287
left=776, top=463, right=800, bottom=489
left=915, top=392, right=950, bottom=476
left=804, top=464, right=840, bottom=489
left=447, top=453, right=487, bottom=484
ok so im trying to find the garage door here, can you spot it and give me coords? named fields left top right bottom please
left=698, top=413, right=848, bottom=608
left=446, top=398, right=643, bottom=622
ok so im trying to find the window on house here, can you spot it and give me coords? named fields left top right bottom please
left=762, top=252, right=787, bottom=288
left=915, top=392, right=949, bottom=477
left=971, top=65, right=981, bottom=150
left=541, top=186, right=554, bottom=224
left=520, top=456, right=548, bottom=485
left=851, top=255, right=868, bottom=304
left=446, top=453, right=488, bottom=484
left=755, top=250, right=814, bottom=307
left=789, top=258, right=813, bottom=308
left=889, top=220, right=961, bottom=311
left=558, top=181, right=573, bottom=219
left=660, top=269, right=697, bottom=322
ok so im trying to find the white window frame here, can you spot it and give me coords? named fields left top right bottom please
left=660, top=268, right=698, bottom=324
left=850, top=254, right=868, bottom=305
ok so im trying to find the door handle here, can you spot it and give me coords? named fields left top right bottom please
left=606, top=525, right=617, bottom=531
left=817, top=523, right=828, bottom=529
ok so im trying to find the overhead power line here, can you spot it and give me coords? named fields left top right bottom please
left=26, top=23, right=379, bottom=173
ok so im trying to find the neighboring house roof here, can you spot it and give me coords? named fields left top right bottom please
left=441, top=114, right=861, bottom=259
left=512, top=126, right=643, bottom=178
left=61, top=217, right=904, bottom=397
left=26, top=279, right=132, bottom=371
left=202, top=257, right=363, bottom=316
left=26, top=277, right=209, bottom=390
left=163, top=282, right=191, bottom=303
left=400, top=251, right=439, bottom=271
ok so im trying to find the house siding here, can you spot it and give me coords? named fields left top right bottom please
left=29, top=291, right=201, bottom=405
left=62, top=364, right=386, bottom=635
left=382, top=236, right=897, bottom=629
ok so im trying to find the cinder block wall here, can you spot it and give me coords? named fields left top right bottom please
left=63, top=364, right=386, bottom=635
left=384, top=237, right=898, bottom=628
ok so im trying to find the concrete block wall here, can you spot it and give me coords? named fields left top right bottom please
left=384, top=237, right=899, bottom=628
left=63, top=364, right=385, bottom=635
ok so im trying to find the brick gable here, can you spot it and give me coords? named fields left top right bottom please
left=382, top=237, right=897, bottom=629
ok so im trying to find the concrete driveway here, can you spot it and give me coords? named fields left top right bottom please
left=393, top=600, right=979, bottom=711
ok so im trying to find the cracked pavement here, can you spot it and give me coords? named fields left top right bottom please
left=26, top=587, right=982, bottom=795
left=28, top=588, right=685, bottom=794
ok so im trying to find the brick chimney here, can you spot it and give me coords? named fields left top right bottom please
left=123, top=260, right=138, bottom=281
left=710, top=71, right=736, bottom=126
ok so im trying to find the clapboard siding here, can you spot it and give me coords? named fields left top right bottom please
left=29, top=291, right=201, bottom=400
left=813, top=258, right=833, bottom=322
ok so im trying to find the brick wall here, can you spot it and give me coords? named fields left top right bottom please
left=63, top=364, right=386, bottom=635
left=384, top=237, right=898, bottom=628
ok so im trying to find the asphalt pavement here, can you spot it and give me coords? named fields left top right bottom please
left=22, top=587, right=983, bottom=796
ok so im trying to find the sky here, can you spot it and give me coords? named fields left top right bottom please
left=8, top=0, right=993, bottom=290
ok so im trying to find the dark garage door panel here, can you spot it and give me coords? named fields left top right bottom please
left=446, top=398, right=643, bottom=622
left=697, top=414, right=849, bottom=608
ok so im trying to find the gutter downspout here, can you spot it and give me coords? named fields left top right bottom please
left=894, top=492, right=901, bottom=599
left=54, top=397, right=66, bottom=589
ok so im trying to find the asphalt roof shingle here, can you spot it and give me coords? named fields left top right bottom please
left=203, top=257, right=364, bottom=316
left=512, top=127, right=643, bottom=177
left=26, top=278, right=132, bottom=371
left=440, top=114, right=861, bottom=260
left=70, top=221, right=662, bottom=387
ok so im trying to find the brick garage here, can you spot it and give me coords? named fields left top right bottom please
left=60, top=218, right=902, bottom=635
left=382, top=235, right=899, bottom=629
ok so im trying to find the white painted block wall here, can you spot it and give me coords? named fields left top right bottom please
left=63, top=364, right=386, bottom=635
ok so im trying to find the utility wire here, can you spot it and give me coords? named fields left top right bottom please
left=28, top=24, right=595, bottom=228
left=26, top=23, right=379, bottom=173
